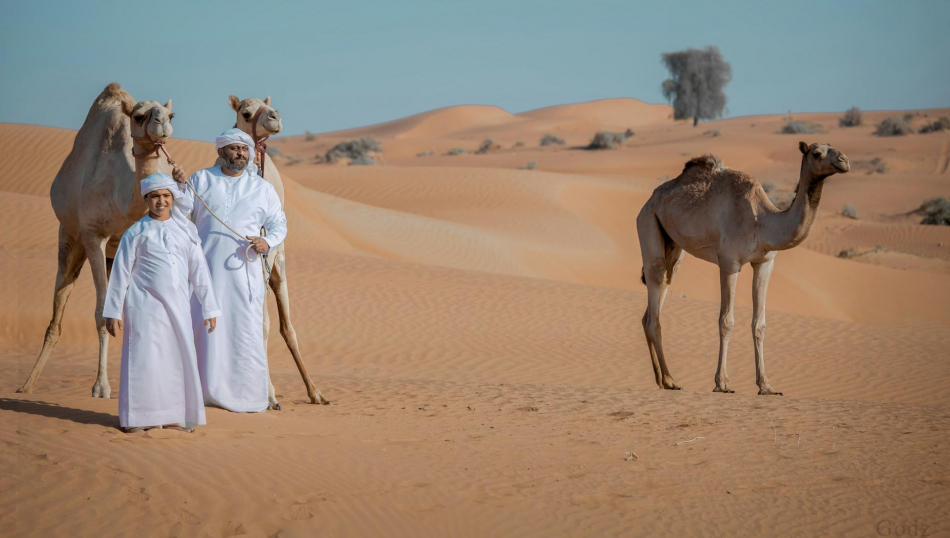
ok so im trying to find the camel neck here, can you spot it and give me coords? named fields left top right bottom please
left=761, top=161, right=825, bottom=251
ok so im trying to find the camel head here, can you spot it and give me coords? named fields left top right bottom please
left=128, top=100, right=174, bottom=145
left=229, top=95, right=282, bottom=140
left=798, top=141, right=850, bottom=179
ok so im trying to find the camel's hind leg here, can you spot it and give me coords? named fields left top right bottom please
left=18, top=227, right=87, bottom=393
left=638, top=214, right=683, bottom=390
left=269, top=246, right=329, bottom=405
left=713, top=267, right=738, bottom=393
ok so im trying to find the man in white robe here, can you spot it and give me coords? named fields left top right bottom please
left=172, top=129, right=287, bottom=413
left=103, top=173, right=221, bottom=432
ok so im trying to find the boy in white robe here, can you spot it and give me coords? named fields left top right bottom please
left=103, top=173, right=222, bottom=433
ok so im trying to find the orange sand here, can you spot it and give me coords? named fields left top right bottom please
left=2, top=100, right=949, bottom=537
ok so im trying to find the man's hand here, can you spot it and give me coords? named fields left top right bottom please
left=246, top=236, right=270, bottom=254
left=106, top=318, right=122, bottom=337
left=205, top=318, right=216, bottom=333
left=172, top=164, right=187, bottom=184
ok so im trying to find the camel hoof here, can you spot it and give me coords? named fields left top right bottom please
left=15, top=386, right=30, bottom=394
left=91, top=382, right=111, bottom=399
left=713, top=387, right=735, bottom=394
left=310, top=393, right=332, bottom=405
left=758, top=389, right=783, bottom=396
left=268, top=401, right=283, bottom=411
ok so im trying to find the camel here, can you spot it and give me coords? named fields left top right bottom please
left=18, top=83, right=176, bottom=397
left=225, top=94, right=329, bottom=407
left=636, top=141, right=849, bottom=395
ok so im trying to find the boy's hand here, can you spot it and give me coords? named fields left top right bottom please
left=106, top=318, right=122, bottom=337
left=246, top=236, right=270, bottom=254
left=172, top=164, right=187, bottom=184
left=205, top=318, right=216, bottom=333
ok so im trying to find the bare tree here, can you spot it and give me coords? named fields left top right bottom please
left=661, top=46, right=732, bottom=126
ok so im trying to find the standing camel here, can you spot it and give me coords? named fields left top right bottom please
left=636, top=141, right=849, bottom=395
left=18, top=83, right=176, bottom=397
left=226, top=94, right=329, bottom=407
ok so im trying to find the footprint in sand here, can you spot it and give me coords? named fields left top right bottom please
left=127, top=487, right=150, bottom=502
left=220, top=520, right=247, bottom=537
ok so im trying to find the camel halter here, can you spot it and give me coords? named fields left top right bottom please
left=134, top=137, right=274, bottom=287
left=250, top=106, right=270, bottom=179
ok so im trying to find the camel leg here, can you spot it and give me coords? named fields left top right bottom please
left=262, top=281, right=282, bottom=411
left=752, top=259, right=782, bottom=396
left=83, top=235, right=112, bottom=399
left=18, top=228, right=87, bottom=393
left=638, top=216, right=682, bottom=390
left=270, top=247, right=329, bottom=404
left=713, top=268, right=738, bottom=393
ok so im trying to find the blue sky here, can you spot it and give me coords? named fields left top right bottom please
left=1, top=0, right=948, bottom=141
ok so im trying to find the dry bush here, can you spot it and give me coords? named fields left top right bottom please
left=874, top=117, right=914, bottom=137
left=839, top=107, right=862, bottom=127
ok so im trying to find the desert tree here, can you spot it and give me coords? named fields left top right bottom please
left=661, top=46, right=732, bottom=126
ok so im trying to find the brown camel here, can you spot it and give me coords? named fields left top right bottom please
left=636, top=141, right=849, bottom=395
left=18, top=83, right=176, bottom=397
left=226, top=94, right=329, bottom=407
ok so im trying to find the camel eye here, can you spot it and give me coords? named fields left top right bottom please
left=242, top=111, right=252, bottom=120
left=133, top=114, right=145, bottom=123
left=813, top=151, right=822, bottom=158
left=168, top=113, right=175, bottom=120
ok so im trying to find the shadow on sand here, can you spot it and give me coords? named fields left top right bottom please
left=0, top=397, right=119, bottom=428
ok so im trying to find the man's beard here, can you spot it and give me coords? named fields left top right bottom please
left=223, top=155, right=248, bottom=173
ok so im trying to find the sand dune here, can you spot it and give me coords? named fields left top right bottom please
left=2, top=100, right=949, bottom=537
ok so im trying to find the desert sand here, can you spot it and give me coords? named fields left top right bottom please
left=2, top=99, right=949, bottom=537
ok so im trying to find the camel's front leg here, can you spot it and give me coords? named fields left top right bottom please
left=752, top=258, right=782, bottom=396
left=84, top=235, right=111, bottom=398
left=262, top=290, right=282, bottom=410
left=713, top=267, right=738, bottom=393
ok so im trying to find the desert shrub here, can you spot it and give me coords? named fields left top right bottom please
left=778, top=121, right=823, bottom=134
left=325, top=137, right=382, bottom=164
left=266, top=147, right=283, bottom=157
left=869, top=157, right=887, bottom=174
left=839, top=107, right=862, bottom=127
left=447, top=147, right=467, bottom=156
left=624, top=128, right=635, bottom=138
left=540, top=134, right=565, bottom=146
left=837, top=248, right=855, bottom=259
left=841, top=204, right=858, bottom=219
left=587, top=131, right=627, bottom=150
left=519, top=161, right=537, bottom=170
left=476, top=138, right=499, bottom=155
left=304, top=130, right=317, bottom=141
left=919, top=117, right=950, bottom=134
left=704, top=129, right=721, bottom=137
left=918, top=197, right=950, bottom=226
left=285, top=156, right=305, bottom=166
left=513, top=141, right=525, bottom=148
left=874, top=117, right=914, bottom=137
left=349, top=155, right=375, bottom=166
left=416, top=151, right=434, bottom=157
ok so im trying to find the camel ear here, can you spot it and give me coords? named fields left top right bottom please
left=799, top=141, right=809, bottom=155
left=229, top=95, right=242, bottom=112
left=263, top=96, right=271, bottom=106
left=163, top=99, right=173, bottom=112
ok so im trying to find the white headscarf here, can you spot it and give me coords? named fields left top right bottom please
left=215, top=128, right=260, bottom=176
left=140, top=173, right=201, bottom=244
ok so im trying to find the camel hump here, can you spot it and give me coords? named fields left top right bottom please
left=96, top=82, right=136, bottom=115
left=682, top=155, right=724, bottom=174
